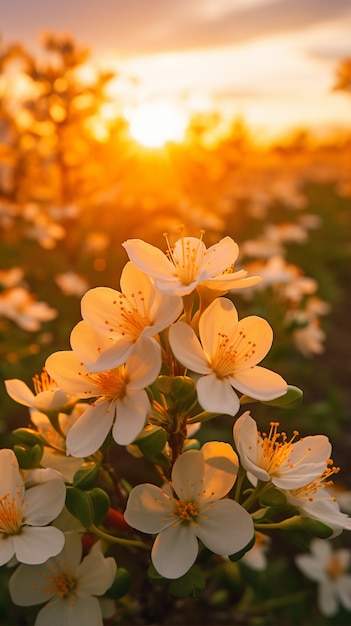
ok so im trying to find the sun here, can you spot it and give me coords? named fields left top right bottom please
left=126, top=100, right=188, bottom=148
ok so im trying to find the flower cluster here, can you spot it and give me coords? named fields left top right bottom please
left=3, top=229, right=351, bottom=625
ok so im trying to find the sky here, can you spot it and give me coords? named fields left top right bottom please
left=1, top=0, right=351, bottom=137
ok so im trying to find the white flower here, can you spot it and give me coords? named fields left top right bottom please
left=285, top=476, right=351, bottom=537
left=9, top=532, right=117, bottom=626
left=295, top=539, right=351, bottom=616
left=169, top=298, right=287, bottom=416
left=292, top=319, right=326, bottom=357
left=55, top=272, right=90, bottom=297
left=30, top=406, right=87, bottom=482
left=0, top=287, right=57, bottom=331
left=72, top=261, right=182, bottom=371
left=5, top=369, right=78, bottom=414
left=123, top=232, right=261, bottom=296
left=0, top=449, right=66, bottom=565
left=124, top=442, right=254, bottom=579
left=233, top=411, right=332, bottom=489
left=45, top=335, right=161, bottom=457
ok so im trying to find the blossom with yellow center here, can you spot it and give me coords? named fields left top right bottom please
left=233, top=411, right=333, bottom=489
left=169, top=297, right=287, bottom=416
left=5, top=369, right=77, bottom=414
left=0, top=449, right=66, bottom=566
left=124, top=441, right=254, bottom=579
left=295, top=539, right=351, bottom=616
left=45, top=335, right=161, bottom=457
left=9, top=532, right=117, bottom=626
left=285, top=465, right=351, bottom=536
left=122, top=229, right=261, bottom=297
left=70, top=261, right=183, bottom=371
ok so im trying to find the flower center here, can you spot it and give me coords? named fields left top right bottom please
left=290, top=459, right=340, bottom=501
left=210, top=330, right=256, bottom=378
left=326, top=554, right=344, bottom=580
left=0, top=489, right=24, bottom=535
left=258, top=422, right=300, bottom=474
left=92, top=368, right=128, bottom=400
left=164, top=227, right=206, bottom=286
left=174, top=498, right=199, bottom=522
left=44, top=564, right=77, bottom=599
left=32, top=369, right=56, bottom=394
left=104, top=291, right=151, bottom=339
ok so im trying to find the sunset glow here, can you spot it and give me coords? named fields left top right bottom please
left=126, top=101, right=188, bottom=148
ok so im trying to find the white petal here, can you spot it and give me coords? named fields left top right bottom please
left=318, top=580, right=338, bottom=616
left=0, top=448, right=22, bottom=497
left=0, top=536, right=15, bottom=566
left=70, top=320, right=115, bottom=360
left=337, top=576, right=351, bottom=610
left=199, top=298, right=238, bottom=357
left=197, top=373, right=240, bottom=416
left=168, top=322, right=210, bottom=374
left=172, top=449, right=205, bottom=501
left=201, top=442, right=238, bottom=501
left=124, top=483, right=174, bottom=533
left=126, top=336, right=161, bottom=388
left=196, top=499, right=254, bottom=555
left=4, top=379, right=36, bottom=407
left=66, top=401, right=114, bottom=457
left=45, top=351, right=99, bottom=398
left=76, top=552, right=116, bottom=595
left=122, top=239, right=174, bottom=280
left=112, top=390, right=149, bottom=445
left=231, top=366, right=287, bottom=400
left=152, top=523, right=199, bottom=579
left=66, top=597, right=104, bottom=626
left=14, top=526, right=65, bottom=564
left=204, top=236, right=239, bottom=275
left=234, top=316, right=273, bottom=367
left=295, top=553, right=327, bottom=582
left=9, top=562, right=55, bottom=606
left=24, top=480, right=66, bottom=525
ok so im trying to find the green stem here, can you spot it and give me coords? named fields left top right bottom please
left=254, top=515, right=301, bottom=531
left=240, top=481, right=270, bottom=511
left=90, top=524, right=150, bottom=551
left=234, top=465, right=246, bottom=503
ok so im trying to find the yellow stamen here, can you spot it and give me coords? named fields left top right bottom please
left=326, top=554, right=344, bottom=580
left=32, top=369, right=55, bottom=394
left=258, top=422, right=300, bottom=474
left=291, top=462, right=340, bottom=502
left=210, top=330, right=257, bottom=378
left=0, top=490, right=24, bottom=535
left=163, top=228, right=206, bottom=286
left=104, top=291, right=150, bottom=338
left=43, top=563, right=77, bottom=599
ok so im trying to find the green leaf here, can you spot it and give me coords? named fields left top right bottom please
left=13, top=443, right=43, bottom=469
left=87, top=487, right=110, bottom=526
left=12, top=428, right=43, bottom=447
left=154, top=375, right=172, bottom=395
left=169, top=565, right=206, bottom=598
left=65, top=486, right=94, bottom=528
left=107, top=568, right=131, bottom=599
left=259, top=486, right=287, bottom=507
left=73, top=462, right=99, bottom=489
left=240, top=385, right=303, bottom=409
left=171, top=376, right=196, bottom=402
left=134, top=425, right=167, bottom=457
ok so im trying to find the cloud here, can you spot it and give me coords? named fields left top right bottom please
left=1, top=0, right=351, bottom=56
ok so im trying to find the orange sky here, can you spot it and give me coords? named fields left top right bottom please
left=2, top=0, right=351, bottom=137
